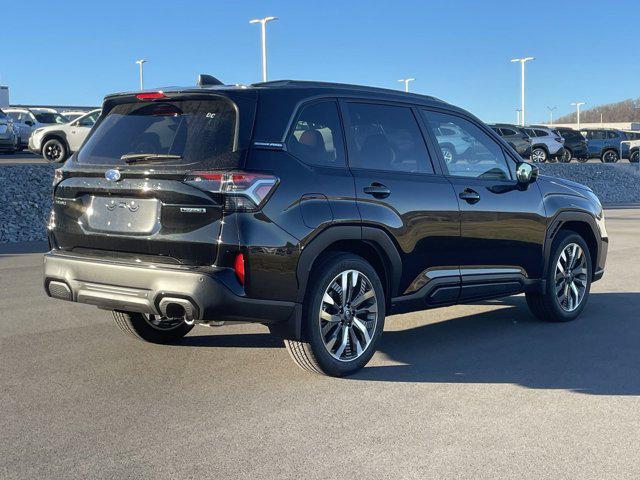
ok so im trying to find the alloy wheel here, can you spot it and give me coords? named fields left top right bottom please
left=531, top=148, right=546, bottom=162
left=319, top=269, right=378, bottom=362
left=554, top=243, right=588, bottom=312
left=441, top=147, right=454, bottom=164
left=603, top=150, right=618, bottom=163
left=44, top=142, right=62, bottom=161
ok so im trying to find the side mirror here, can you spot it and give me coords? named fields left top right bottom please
left=516, top=162, right=538, bottom=185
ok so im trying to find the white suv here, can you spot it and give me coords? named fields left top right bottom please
left=524, top=126, right=565, bottom=163
left=29, top=109, right=100, bottom=162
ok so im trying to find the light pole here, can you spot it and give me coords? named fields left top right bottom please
left=249, top=16, right=278, bottom=82
left=510, top=57, right=534, bottom=126
left=398, top=78, right=415, bottom=93
left=135, top=59, right=146, bottom=90
left=547, top=106, right=557, bottom=125
left=516, top=109, right=522, bottom=125
left=571, top=102, right=586, bottom=130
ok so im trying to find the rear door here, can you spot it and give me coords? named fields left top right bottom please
left=420, top=109, right=547, bottom=300
left=51, top=92, right=256, bottom=266
left=67, top=111, right=99, bottom=151
left=340, top=100, right=461, bottom=302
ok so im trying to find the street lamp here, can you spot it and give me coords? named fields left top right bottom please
left=547, top=106, right=557, bottom=125
left=398, top=78, right=415, bottom=93
left=571, top=102, right=586, bottom=130
left=516, top=109, right=522, bottom=125
left=510, top=57, right=534, bottom=126
left=135, top=59, right=146, bottom=90
left=249, top=16, right=278, bottom=82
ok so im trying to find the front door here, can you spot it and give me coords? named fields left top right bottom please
left=340, top=100, right=461, bottom=304
left=420, top=109, right=547, bottom=301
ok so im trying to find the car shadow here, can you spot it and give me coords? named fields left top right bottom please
left=353, top=292, right=640, bottom=395
left=181, top=331, right=285, bottom=349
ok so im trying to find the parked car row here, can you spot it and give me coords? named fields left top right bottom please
left=0, top=107, right=100, bottom=161
left=488, top=123, right=639, bottom=163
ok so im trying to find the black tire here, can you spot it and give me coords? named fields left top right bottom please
left=284, top=253, right=385, bottom=377
left=113, top=311, right=194, bottom=344
left=601, top=149, right=619, bottom=163
left=531, top=147, right=548, bottom=163
left=630, top=150, right=639, bottom=163
left=560, top=148, right=572, bottom=163
left=526, top=230, right=592, bottom=323
left=42, top=138, right=67, bottom=163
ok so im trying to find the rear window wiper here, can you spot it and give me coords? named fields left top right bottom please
left=121, top=153, right=182, bottom=164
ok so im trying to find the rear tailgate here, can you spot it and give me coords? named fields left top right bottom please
left=50, top=90, right=256, bottom=265
left=51, top=174, right=226, bottom=265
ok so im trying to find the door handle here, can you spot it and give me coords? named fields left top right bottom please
left=459, top=188, right=480, bottom=204
left=363, top=182, right=391, bottom=198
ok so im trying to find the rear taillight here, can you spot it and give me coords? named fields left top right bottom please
left=234, top=252, right=245, bottom=285
left=185, top=171, right=278, bottom=211
left=136, top=91, right=167, bottom=100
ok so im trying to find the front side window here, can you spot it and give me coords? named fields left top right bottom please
left=525, top=128, right=537, bottom=137
left=500, top=128, right=518, bottom=136
left=345, top=103, right=433, bottom=173
left=533, top=129, right=549, bottom=137
left=607, top=131, right=619, bottom=139
left=421, top=110, right=512, bottom=181
left=287, top=101, right=345, bottom=167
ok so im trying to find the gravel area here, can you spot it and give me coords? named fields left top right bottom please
left=0, top=165, right=55, bottom=243
left=0, top=163, right=638, bottom=243
left=538, top=162, right=640, bottom=204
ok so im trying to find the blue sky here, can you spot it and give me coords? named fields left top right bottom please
left=3, top=0, right=639, bottom=123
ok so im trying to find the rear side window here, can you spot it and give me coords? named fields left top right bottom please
left=77, top=99, right=239, bottom=167
left=607, top=131, right=619, bottom=139
left=345, top=103, right=433, bottom=173
left=287, top=101, right=345, bottom=167
left=525, top=129, right=537, bottom=137
left=534, top=129, right=548, bottom=137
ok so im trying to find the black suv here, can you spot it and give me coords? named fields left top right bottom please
left=489, top=123, right=532, bottom=159
left=44, top=79, right=608, bottom=377
left=554, top=127, right=589, bottom=163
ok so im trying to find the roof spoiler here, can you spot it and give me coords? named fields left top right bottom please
left=197, top=74, right=224, bottom=87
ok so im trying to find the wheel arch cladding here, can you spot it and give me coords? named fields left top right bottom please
left=295, top=225, right=402, bottom=306
left=43, top=132, right=69, bottom=151
left=546, top=212, right=599, bottom=277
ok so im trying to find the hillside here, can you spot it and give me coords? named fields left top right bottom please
left=555, top=98, right=640, bottom=123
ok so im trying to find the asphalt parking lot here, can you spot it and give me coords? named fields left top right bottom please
left=0, top=151, right=46, bottom=165
left=1, top=208, right=639, bottom=479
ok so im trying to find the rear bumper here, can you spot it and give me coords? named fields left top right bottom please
left=43, top=250, right=297, bottom=324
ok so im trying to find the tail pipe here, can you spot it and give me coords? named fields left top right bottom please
left=158, top=297, right=198, bottom=325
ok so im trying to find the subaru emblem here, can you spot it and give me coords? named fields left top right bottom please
left=105, top=169, right=121, bottom=182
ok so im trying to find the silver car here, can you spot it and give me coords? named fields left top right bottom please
left=524, top=126, right=565, bottom=162
left=0, top=108, right=19, bottom=153
left=29, top=109, right=100, bottom=162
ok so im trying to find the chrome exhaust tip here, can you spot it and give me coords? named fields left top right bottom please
left=158, top=297, right=198, bottom=324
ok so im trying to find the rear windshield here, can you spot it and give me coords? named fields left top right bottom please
left=77, top=99, right=239, bottom=167
left=33, top=112, right=68, bottom=124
